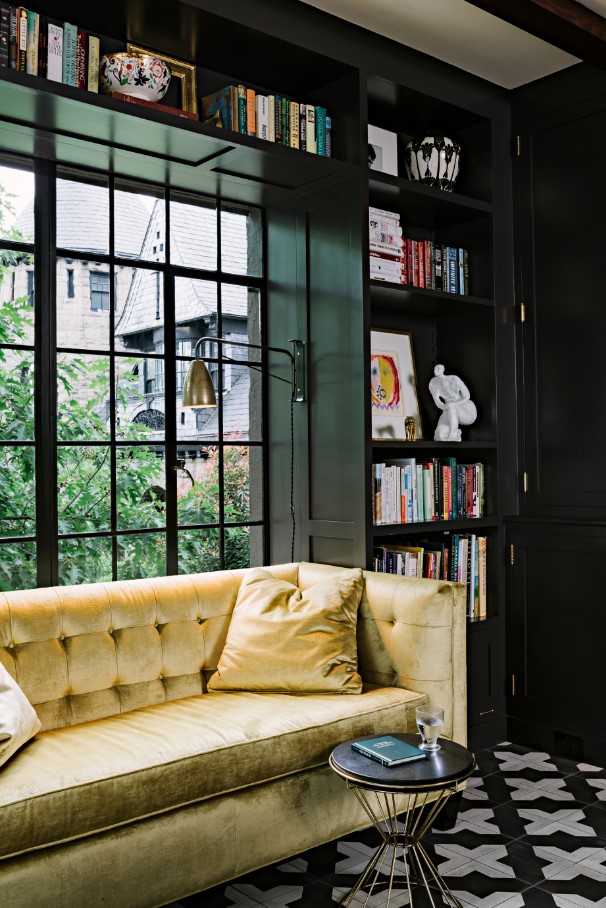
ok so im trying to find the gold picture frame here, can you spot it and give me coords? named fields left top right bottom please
left=127, top=43, right=198, bottom=115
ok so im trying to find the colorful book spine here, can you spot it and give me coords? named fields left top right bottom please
left=16, top=7, right=27, bottom=71
left=256, top=94, right=269, bottom=140
left=447, top=246, right=458, bottom=293
left=325, top=115, right=332, bottom=157
left=46, top=19, right=62, bottom=82
left=237, top=84, right=246, bottom=133
left=316, top=106, right=327, bottom=156
left=201, top=85, right=235, bottom=130
left=62, top=21, right=77, bottom=87
left=0, top=4, right=10, bottom=69
left=8, top=5, right=16, bottom=69
left=305, top=104, right=316, bottom=153
left=299, top=102, right=306, bottom=151
left=273, top=94, right=282, bottom=143
left=458, top=247, right=465, bottom=296
left=289, top=99, right=299, bottom=148
left=246, top=87, right=256, bottom=136
left=37, top=14, right=47, bottom=77
left=281, top=96, right=289, bottom=146
left=25, top=9, right=38, bottom=75
left=87, top=34, right=99, bottom=92
left=267, top=95, right=275, bottom=142
left=75, top=26, right=87, bottom=88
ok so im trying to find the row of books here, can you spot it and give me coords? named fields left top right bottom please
left=373, top=534, right=488, bottom=620
left=369, top=206, right=469, bottom=294
left=201, top=85, right=332, bottom=156
left=373, top=458, right=485, bottom=526
left=0, top=6, right=99, bottom=90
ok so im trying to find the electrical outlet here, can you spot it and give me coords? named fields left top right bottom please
left=554, top=731, right=583, bottom=760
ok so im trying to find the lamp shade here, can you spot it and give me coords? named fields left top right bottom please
left=181, top=359, right=217, bottom=408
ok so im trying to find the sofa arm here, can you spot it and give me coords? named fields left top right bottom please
left=356, top=571, right=467, bottom=746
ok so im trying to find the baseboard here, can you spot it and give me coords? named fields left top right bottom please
left=507, top=715, right=606, bottom=765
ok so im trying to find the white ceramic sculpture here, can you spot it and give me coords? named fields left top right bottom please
left=429, top=364, right=477, bottom=442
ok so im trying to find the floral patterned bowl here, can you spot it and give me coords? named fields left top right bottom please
left=99, top=54, right=171, bottom=102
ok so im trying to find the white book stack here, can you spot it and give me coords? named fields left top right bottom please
left=369, top=206, right=406, bottom=285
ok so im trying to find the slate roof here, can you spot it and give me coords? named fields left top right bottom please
left=17, top=178, right=149, bottom=258
left=115, top=201, right=250, bottom=338
left=195, top=369, right=255, bottom=442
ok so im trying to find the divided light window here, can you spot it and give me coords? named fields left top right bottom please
left=0, top=159, right=265, bottom=591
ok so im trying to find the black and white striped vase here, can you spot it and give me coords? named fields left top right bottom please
left=404, top=133, right=461, bottom=191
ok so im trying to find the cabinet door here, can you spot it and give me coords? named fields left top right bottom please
left=518, top=96, right=606, bottom=516
left=507, top=521, right=606, bottom=759
left=467, top=619, right=505, bottom=750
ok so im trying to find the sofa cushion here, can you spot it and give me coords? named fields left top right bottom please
left=208, top=567, right=364, bottom=693
left=0, top=662, right=41, bottom=769
left=0, top=685, right=425, bottom=860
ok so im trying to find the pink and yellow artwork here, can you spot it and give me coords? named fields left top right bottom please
left=370, top=353, right=403, bottom=416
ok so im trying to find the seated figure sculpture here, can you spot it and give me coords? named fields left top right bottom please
left=429, top=364, right=477, bottom=442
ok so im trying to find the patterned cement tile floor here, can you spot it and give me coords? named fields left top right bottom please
left=164, top=742, right=606, bottom=908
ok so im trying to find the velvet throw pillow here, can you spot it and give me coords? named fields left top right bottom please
left=0, top=661, right=41, bottom=769
left=208, top=567, right=364, bottom=694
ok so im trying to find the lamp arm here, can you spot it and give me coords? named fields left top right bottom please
left=193, top=335, right=305, bottom=403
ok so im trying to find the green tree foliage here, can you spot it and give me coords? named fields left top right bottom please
left=0, top=186, right=252, bottom=591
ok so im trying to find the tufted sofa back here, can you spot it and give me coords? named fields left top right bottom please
left=0, top=565, right=299, bottom=731
left=0, top=562, right=466, bottom=742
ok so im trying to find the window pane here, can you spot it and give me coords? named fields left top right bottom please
left=116, top=446, right=165, bottom=530
left=0, top=163, right=35, bottom=244
left=115, top=266, right=164, bottom=356
left=56, top=258, right=112, bottom=352
left=0, top=250, right=35, bottom=346
left=58, top=446, right=111, bottom=533
left=57, top=354, right=110, bottom=441
left=178, top=527, right=221, bottom=574
left=177, top=446, right=219, bottom=526
left=0, top=350, right=34, bottom=441
left=221, top=203, right=262, bottom=277
left=0, top=446, right=35, bottom=536
left=58, top=537, right=112, bottom=586
left=0, top=541, right=37, bottom=591
left=170, top=194, right=217, bottom=270
left=223, top=284, right=261, bottom=347
left=117, top=532, right=166, bottom=580
left=114, top=355, right=166, bottom=441
left=114, top=181, right=162, bottom=262
left=57, top=175, right=109, bottom=254
left=224, top=445, right=262, bottom=523
left=224, top=525, right=259, bottom=569
left=175, top=275, right=217, bottom=338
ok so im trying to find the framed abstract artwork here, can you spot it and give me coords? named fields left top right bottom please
left=370, top=329, right=423, bottom=440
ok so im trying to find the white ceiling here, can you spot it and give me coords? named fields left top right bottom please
left=299, top=0, right=585, bottom=88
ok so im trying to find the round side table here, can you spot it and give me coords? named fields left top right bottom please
left=330, top=733, right=475, bottom=908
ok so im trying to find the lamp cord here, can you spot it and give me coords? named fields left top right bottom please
left=290, top=396, right=295, bottom=563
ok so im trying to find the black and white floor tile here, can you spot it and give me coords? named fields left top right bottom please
left=163, top=743, right=606, bottom=908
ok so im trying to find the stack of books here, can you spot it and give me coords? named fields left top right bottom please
left=368, top=205, right=470, bottom=294
left=0, top=6, right=100, bottom=90
left=373, top=533, right=488, bottom=621
left=369, top=206, right=407, bottom=284
left=201, top=84, right=332, bottom=156
left=372, top=457, right=485, bottom=525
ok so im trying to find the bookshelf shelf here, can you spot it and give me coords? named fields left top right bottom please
left=369, top=173, right=492, bottom=229
left=371, top=440, right=497, bottom=451
left=369, top=281, right=493, bottom=317
left=372, top=517, right=498, bottom=537
left=0, top=69, right=358, bottom=206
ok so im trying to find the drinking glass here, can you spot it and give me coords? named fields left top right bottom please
left=415, top=705, right=445, bottom=752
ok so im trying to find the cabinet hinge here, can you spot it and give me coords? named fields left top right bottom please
left=510, top=543, right=515, bottom=565
left=520, top=302, right=526, bottom=323
left=511, top=674, right=517, bottom=696
left=523, top=472, right=529, bottom=493
left=516, top=135, right=521, bottom=156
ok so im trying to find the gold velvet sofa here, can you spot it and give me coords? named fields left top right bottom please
left=0, top=561, right=466, bottom=908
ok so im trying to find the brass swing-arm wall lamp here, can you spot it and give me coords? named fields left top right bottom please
left=181, top=337, right=306, bottom=409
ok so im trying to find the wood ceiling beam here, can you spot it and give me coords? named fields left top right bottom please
left=465, top=0, right=606, bottom=68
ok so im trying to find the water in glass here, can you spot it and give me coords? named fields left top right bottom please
left=415, top=706, right=445, bottom=751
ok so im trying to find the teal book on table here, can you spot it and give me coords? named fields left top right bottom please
left=351, top=736, right=427, bottom=767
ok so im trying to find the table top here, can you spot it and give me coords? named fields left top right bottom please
left=330, top=733, right=475, bottom=792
